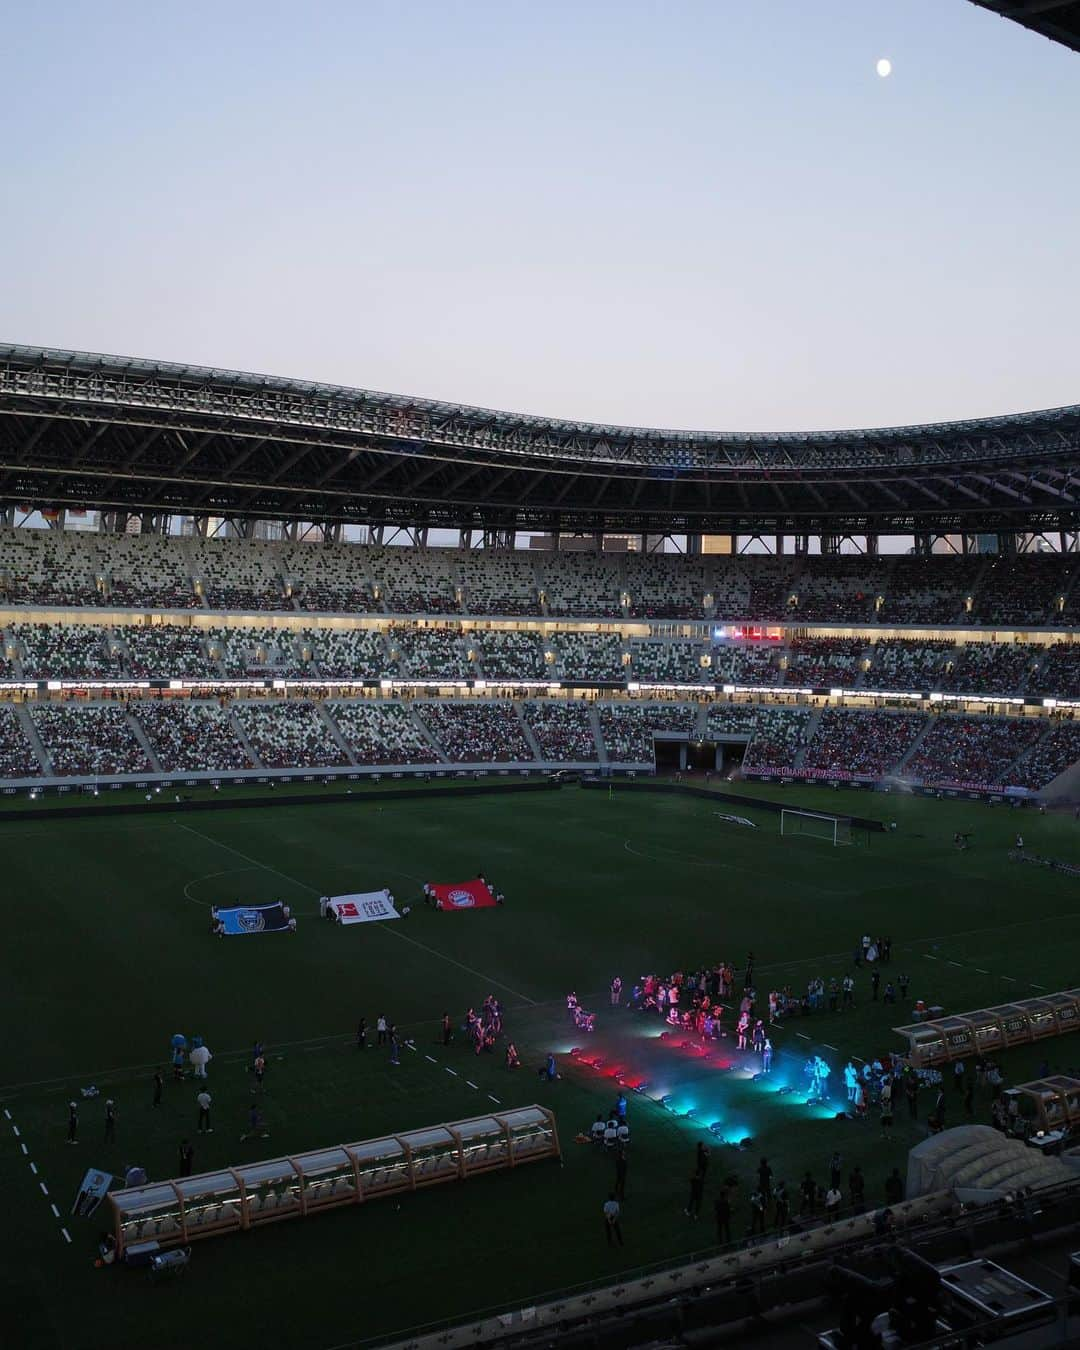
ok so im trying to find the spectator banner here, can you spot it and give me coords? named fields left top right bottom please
left=218, top=902, right=290, bottom=935
left=431, top=879, right=497, bottom=911
left=330, top=892, right=401, bottom=924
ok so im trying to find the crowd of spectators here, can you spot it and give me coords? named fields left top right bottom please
left=867, top=639, right=954, bottom=690
left=790, top=558, right=881, bottom=623
left=973, top=555, right=1075, bottom=627
left=705, top=705, right=761, bottom=737
left=741, top=561, right=801, bottom=622
left=558, top=632, right=626, bottom=681
left=624, top=554, right=708, bottom=619
left=878, top=558, right=978, bottom=625
left=370, top=547, right=460, bottom=615
left=213, top=627, right=309, bottom=677
left=305, top=628, right=386, bottom=680
left=597, top=702, right=697, bottom=761
left=387, top=625, right=469, bottom=679
left=460, top=552, right=539, bottom=616
left=629, top=640, right=708, bottom=683
left=802, top=709, right=927, bottom=778
left=470, top=629, right=550, bottom=680
left=936, top=643, right=1037, bottom=697
left=907, top=715, right=1043, bottom=788
left=1009, top=720, right=1080, bottom=789
left=783, top=637, right=865, bottom=688
left=742, top=707, right=811, bottom=770
left=15, top=623, right=124, bottom=680
left=1029, top=643, right=1080, bottom=699
left=525, top=700, right=598, bottom=760
left=31, top=704, right=152, bottom=775
left=124, top=625, right=214, bottom=679
left=232, top=701, right=349, bottom=769
left=136, top=701, right=251, bottom=772
left=416, top=701, right=533, bottom=762
left=712, top=643, right=783, bottom=686
left=329, top=701, right=434, bottom=764
left=0, top=705, right=42, bottom=777
left=190, top=540, right=291, bottom=612
left=285, top=543, right=376, bottom=614
left=541, top=554, right=622, bottom=618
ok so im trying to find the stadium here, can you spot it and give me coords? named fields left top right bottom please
left=6, top=6, right=1080, bottom=1350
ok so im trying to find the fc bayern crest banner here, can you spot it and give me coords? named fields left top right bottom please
left=331, top=892, right=401, bottom=924
left=218, top=902, right=290, bottom=935
left=431, top=880, right=497, bottom=912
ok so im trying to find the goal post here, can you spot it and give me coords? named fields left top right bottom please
left=780, top=808, right=852, bottom=847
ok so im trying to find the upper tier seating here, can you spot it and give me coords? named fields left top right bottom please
left=540, top=554, right=622, bottom=618
left=790, top=557, right=882, bottom=624
left=973, top=555, right=1079, bottom=627
left=879, top=557, right=979, bottom=625
left=624, top=554, right=708, bottom=619
left=460, top=552, right=538, bottom=616
left=285, top=543, right=375, bottom=613
left=1029, top=643, right=1080, bottom=699
left=369, top=547, right=460, bottom=615
left=190, top=540, right=290, bottom=611
left=305, top=628, right=387, bottom=680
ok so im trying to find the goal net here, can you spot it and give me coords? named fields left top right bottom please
left=780, top=809, right=852, bottom=846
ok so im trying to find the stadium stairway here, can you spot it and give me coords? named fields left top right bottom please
left=895, top=715, right=937, bottom=776
left=514, top=701, right=544, bottom=762
left=126, top=711, right=163, bottom=773
left=316, top=703, right=357, bottom=765
left=13, top=703, right=51, bottom=774
left=226, top=707, right=263, bottom=768
left=589, top=704, right=609, bottom=769
left=792, top=708, right=822, bottom=770
left=405, top=705, right=449, bottom=763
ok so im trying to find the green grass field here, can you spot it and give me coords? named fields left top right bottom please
left=3, top=781, right=1080, bottom=1350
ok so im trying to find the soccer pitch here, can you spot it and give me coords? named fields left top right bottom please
left=4, top=782, right=1080, bottom=1350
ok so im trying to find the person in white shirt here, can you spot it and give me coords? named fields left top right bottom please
left=825, top=1186, right=842, bottom=1215
left=377, top=1014, right=388, bottom=1046
left=590, top=1114, right=605, bottom=1144
left=616, top=1122, right=630, bottom=1146
left=196, top=1090, right=213, bottom=1133
left=603, top=1193, right=623, bottom=1245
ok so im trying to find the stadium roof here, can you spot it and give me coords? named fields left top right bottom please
left=968, top=1, right=1080, bottom=54
left=2, top=343, right=1080, bottom=536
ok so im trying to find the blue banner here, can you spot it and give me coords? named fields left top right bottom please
left=219, top=902, right=289, bottom=936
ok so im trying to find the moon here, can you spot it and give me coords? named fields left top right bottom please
left=876, top=57, right=892, bottom=78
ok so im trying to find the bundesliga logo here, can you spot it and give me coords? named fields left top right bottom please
left=447, top=889, right=475, bottom=908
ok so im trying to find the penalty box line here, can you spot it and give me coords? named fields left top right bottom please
left=175, top=821, right=537, bottom=1006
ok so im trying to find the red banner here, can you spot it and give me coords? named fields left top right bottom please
left=431, top=880, right=498, bottom=912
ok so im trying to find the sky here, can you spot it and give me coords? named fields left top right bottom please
left=3, top=0, right=1078, bottom=435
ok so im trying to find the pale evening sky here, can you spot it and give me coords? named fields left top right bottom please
left=3, top=0, right=1078, bottom=434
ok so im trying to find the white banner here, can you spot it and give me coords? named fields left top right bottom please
left=328, top=891, right=401, bottom=925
